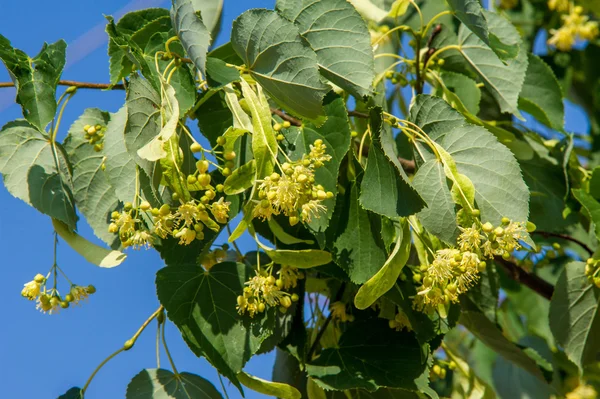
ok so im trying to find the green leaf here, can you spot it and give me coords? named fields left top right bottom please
left=408, top=95, right=465, bottom=141
left=307, top=318, right=428, bottom=391
left=63, top=108, right=120, bottom=247
left=412, top=161, right=459, bottom=244
left=360, top=108, right=425, bottom=218
left=137, top=81, right=180, bottom=162
left=519, top=54, right=564, bottom=131
left=573, top=189, right=600, bottom=240
left=206, top=57, right=240, bottom=89
left=103, top=106, right=136, bottom=202
left=459, top=310, right=547, bottom=382
left=231, top=9, right=329, bottom=122
left=238, top=371, right=301, bottom=399
left=156, top=262, right=273, bottom=391
left=105, top=8, right=170, bottom=85
left=57, top=387, right=83, bottom=399
left=52, top=219, right=126, bottom=268
left=439, top=71, right=481, bottom=115
left=455, top=13, right=529, bottom=116
left=550, top=261, right=600, bottom=371
left=447, top=1, right=519, bottom=60
left=171, top=0, right=212, bottom=77
left=346, top=0, right=388, bottom=23
left=332, top=183, right=387, bottom=284
left=266, top=248, right=332, bottom=269
left=126, top=368, right=223, bottom=398
left=224, top=160, right=256, bottom=195
left=0, top=35, right=66, bottom=131
left=0, top=120, right=77, bottom=229
left=355, top=219, right=411, bottom=310
left=240, top=79, right=277, bottom=179
left=285, top=93, right=351, bottom=233
left=277, top=0, right=375, bottom=98
left=189, top=0, right=223, bottom=35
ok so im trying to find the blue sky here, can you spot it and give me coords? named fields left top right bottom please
left=0, top=1, right=592, bottom=398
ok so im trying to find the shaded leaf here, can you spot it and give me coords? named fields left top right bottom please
left=231, top=9, right=329, bottom=122
left=126, top=368, right=223, bottom=398
left=57, top=387, right=83, bottom=399
left=238, top=371, right=301, bottom=399
left=171, top=0, right=211, bottom=77
left=266, top=248, right=332, bottom=269
left=224, top=160, right=256, bottom=195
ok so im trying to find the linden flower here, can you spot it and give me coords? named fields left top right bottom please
left=175, top=227, right=196, bottom=245
left=548, top=27, right=577, bottom=51
left=497, top=221, right=527, bottom=252
left=130, top=230, right=154, bottom=249
left=566, top=384, right=597, bottom=399
left=580, top=21, right=600, bottom=41
left=115, top=211, right=137, bottom=237
left=277, top=266, right=303, bottom=290
left=330, top=301, right=354, bottom=323
left=548, top=0, right=569, bottom=12
left=301, top=200, right=326, bottom=223
left=176, top=202, right=201, bottom=227
left=153, top=213, right=175, bottom=239
left=308, top=139, right=332, bottom=165
left=69, top=285, right=90, bottom=304
left=389, top=310, right=412, bottom=331
left=458, top=224, right=484, bottom=253
left=21, top=274, right=45, bottom=300
left=36, top=295, right=60, bottom=315
left=210, top=198, right=231, bottom=224
left=456, top=252, right=481, bottom=293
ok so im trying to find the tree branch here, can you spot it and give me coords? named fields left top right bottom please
left=533, top=231, right=594, bottom=256
left=495, top=257, right=554, bottom=300
left=270, top=108, right=302, bottom=126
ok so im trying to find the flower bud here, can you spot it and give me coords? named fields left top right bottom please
left=123, top=339, right=135, bottom=351
left=482, top=222, right=493, bottom=233
left=282, top=121, right=291, bottom=128
left=273, top=123, right=282, bottom=131
left=140, top=201, right=151, bottom=211
left=187, top=175, right=197, bottom=185
left=216, top=136, right=226, bottom=146
left=221, top=167, right=231, bottom=177
left=196, top=160, right=209, bottom=173
left=198, top=173, right=211, bottom=186
left=224, top=151, right=236, bottom=161
left=159, top=204, right=171, bottom=216
left=190, top=142, right=203, bottom=153
left=87, top=285, right=97, bottom=294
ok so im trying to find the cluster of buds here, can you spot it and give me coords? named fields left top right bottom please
left=330, top=301, right=355, bottom=323
left=253, top=139, right=333, bottom=226
left=199, top=245, right=233, bottom=271
left=430, top=360, right=456, bottom=381
left=82, top=124, right=106, bottom=152
left=548, top=5, right=599, bottom=51
left=190, top=137, right=236, bottom=178
left=21, top=273, right=96, bottom=315
left=384, top=70, right=409, bottom=86
left=414, top=217, right=528, bottom=314
left=517, top=242, right=563, bottom=271
left=388, top=309, right=412, bottom=331
left=585, top=258, right=600, bottom=288
left=274, top=120, right=291, bottom=142
left=236, top=266, right=302, bottom=318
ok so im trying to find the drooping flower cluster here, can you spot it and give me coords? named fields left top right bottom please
left=548, top=0, right=569, bottom=12
left=82, top=123, right=106, bottom=152
left=565, top=383, right=597, bottom=399
left=414, top=218, right=528, bottom=314
left=109, top=194, right=231, bottom=249
left=236, top=266, right=301, bottom=318
left=388, top=309, right=412, bottom=331
left=21, top=273, right=96, bottom=315
left=585, top=258, right=600, bottom=288
left=253, top=139, right=333, bottom=226
left=548, top=5, right=599, bottom=51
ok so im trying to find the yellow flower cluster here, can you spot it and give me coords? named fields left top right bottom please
left=253, top=140, right=333, bottom=226
left=414, top=218, right=527, bottom=314
left=389, top=309, right=412, bottom=331
left=21, top=273, right=96, bottom=315
left=548, top=5, right=599, bottom=51
left=548, top=0, right=569, bottom=12
left=82, top=123, right=106, bottom=153
left=330, top=301, right=355, bottom=323
left=566, top=384, right=597, bottom=399
left=585, top=258, right=600, bottom=288
left=236, top=267, right=301, bottom=318
left=109, top=196, right=231, bottom=248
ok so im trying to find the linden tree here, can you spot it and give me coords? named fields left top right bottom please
left=2, top=0, right=600, bottom=397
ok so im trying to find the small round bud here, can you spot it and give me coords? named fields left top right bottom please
left=482, top=222, right=493, bottom=233
left=151, top=208, right=160, bottom=216
left=276, top=279, right=284, bottom=289
left=494, top=227, right=504, bottom=236
left=471, top=209, right=480, bottom=217
left=171, top=192, right=180, bottom=201
left=478, top=261, right=487, bottom=272
left=273, top=123, right=282, bottom=132
left=194, top=223, right=204, bottom=233
left=34, top=274, right=45, bottom=284
left=289, top=216, right=299, bottom=226
left=258, top=302, right=266, bottom=312
left=93, top=144, right=103, bottom=152
left=448, top=361, right=456, bottom=370
left=124, top=202, right=133, bottom=211
left=446, top=283, right=458, bottom=294
left=222, top=167, right=232, bottom=177
left=196, top=160, right=209, bottom=173
left=187, top=175, right=197, bottom=185
left=291, top=293, right=299, bottom=302
left=281, top=296, right=292, bottom=308
left=216, top=184, right=224, bottom=192
left=423, top=276, right=433, bottom=287
left=351, top=130, right=358, bottom=138
left=595, top=277, right=600, bottom=289
left=157, top=311, right=165, bottom=324
left=87, top=126, right=97, bottom=135
left=297, top=174, right=308, bottom=183
left=385, top=70, right=394, bottom=79
left=87, top=285, right=97, bottom=294
left=224, top=151, right=236, bottom=161
left=276, top=134, right=285, bottom=141
left=65, top=294, right=74, bottom=302
left=190, top=142, right=203, bottom=153
left=123, top=339, right=135, bottom=351
left=111, top=211, right=120, bottom=219
left=225, top=161, right=235, bottom=169
left=437, top=59, right=446, bottom=66
left=198, top=173, right=211, bottom=186
left=317, top=190, right=328, bottom=200
left=216, top=136, right=226, bottom=146
left=140, top=201, right=151, bottom=211
left=413, top=273, right=422, bottom=283
left=526, top=221, right=536, bottom=232
left=282, top=121, right=291, bottom=128
left=159, top=204, right=171, bottom=216
left=237, top=295, right=245, bottom=306
left=108, top=223, right=119, bottom=233
left=83, top=124, right=91, bottom=132
left=501, top=217, right=510, bottom=225
left=440, top=368, right=447, bottom=379
left=502, top=251, right=511, bottom=260
left=314, top=139, right=323, bottom=146
left=60, top=301, right=70, bottom=309
left=267, top=275, right=276, bottom=285
left=552, top=242, right=561, bottom=250
left=432, top=365, right=442, bottom=376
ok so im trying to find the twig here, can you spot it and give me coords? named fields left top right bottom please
left=348, top=110, right=369, bottom=119
left=533, top=231, right=594, bottom=256
left=495, top=257, right=554, bottom=300
left=0, top=80, right=125, bottom=90
left=307, top=283, right=346, bottom=360
left=270, top=107, right=302, bottom=126
left=421, top=25, right=443, bottom=76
